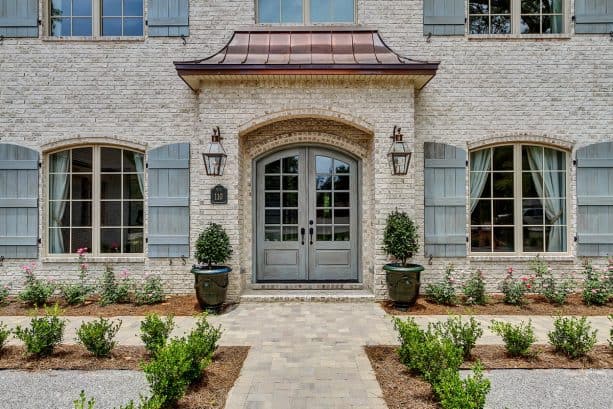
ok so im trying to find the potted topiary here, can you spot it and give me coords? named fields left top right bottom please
left=191, top=223, right=233, bottom=310
left=382, top=210, right=424, bottom=308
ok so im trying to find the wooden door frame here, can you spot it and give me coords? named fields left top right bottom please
left=251, top=143, right=362, bottom=283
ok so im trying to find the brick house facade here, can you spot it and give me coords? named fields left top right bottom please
left=0, top=0, right=611, bottom=302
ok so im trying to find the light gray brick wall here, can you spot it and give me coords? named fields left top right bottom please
left=0, top=1, right=611, bottom=300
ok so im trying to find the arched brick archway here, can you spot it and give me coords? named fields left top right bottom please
left=237, top=116, right=376, bottom=291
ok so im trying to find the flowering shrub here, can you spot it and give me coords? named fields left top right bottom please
left=499, top=267, right=531, bottom=306
left=60, top=248, right=95, bottom=305
left=0, top=322, right=10, bottom=351
left=0, top=283, right=10, bottom=306
left=608, top=315, right=612, bottom=349
left=425, top=264, right=458, bottom=305
left=462, top=270, right=487, bottom=306
left=529, top=257, right=575, bottom=305
left=429, top=315, right=483, bottom=359
left=13, top=304, right=66, bottom=357
left=76, top=317, right=122, bottom=357
left=490, top=319, right=536, bottom=357
left=99, top=267, right=132, bottom=306
left=548, top=316, right=597, bottom=359
left=134, top=275, right=165, bottom=306
left=18, top=263, right=55, bottom=307
left=581, top=260, right=612, bottom=306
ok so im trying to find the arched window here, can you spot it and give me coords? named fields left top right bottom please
left=47, top=146, right=144, bottom=255
left=469, top=144, right=568, bottom=254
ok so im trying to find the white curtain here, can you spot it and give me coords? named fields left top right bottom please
left=526, top=147, right=565, bottom=251
left=49, top=151, right=70, bottom=253
left=470, top=149, right=492, bottom=212
left=133, top=152, right=145, bottom=197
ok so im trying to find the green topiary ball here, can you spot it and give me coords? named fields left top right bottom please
left=195, top=223, right=233, bottom=268
left=382, top=210, right=419, bottom=267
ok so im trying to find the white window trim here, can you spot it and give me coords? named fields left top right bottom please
left=466, top=0, right=571, bottom=38
left=44, top=145, right=146, bottom=258
left=468, top=143, right=571, bottom=256
left=45, top=0, right=145, bottom=39
left=255, top=0, right=357, bottom=25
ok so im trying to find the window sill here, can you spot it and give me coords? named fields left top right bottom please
left=42, top=256, right=146, bottom=263
left=469, top=254, right=575, bottom=262
left=41, top=36, right=145, bottom=42
left=466, top=34, right=571, bottom=41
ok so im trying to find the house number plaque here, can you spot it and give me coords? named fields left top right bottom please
left=211, top=185, right=228, bottom=204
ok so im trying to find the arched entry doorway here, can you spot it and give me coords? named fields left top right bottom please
left=255, top=146, right=360, bottom=282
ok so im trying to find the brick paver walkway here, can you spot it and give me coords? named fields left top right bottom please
left=1, top=303, right=611, bottom=409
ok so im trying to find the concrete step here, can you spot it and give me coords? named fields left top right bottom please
left=240, top=289, right=375, bottom=303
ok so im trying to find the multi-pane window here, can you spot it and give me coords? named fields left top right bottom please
left=468, top=0, right=565, bottom=35
left=102, top=0, right=144, bottom=36
left=48, top=146, right=144, bottom=255
left=50, top=0, right=93, bottom=36
left=469, top=0, right=511, bottom=34
left=258, top=0, right=355, bottom=24
left=263, top=156, right=300, bottom=242
left=49, top=0, right=144, bottom=37
left=315, top=156, right=351, bottom=242
left=520, top=0, right=563, bottom=34
left=470, top=144, right=567, bottom=253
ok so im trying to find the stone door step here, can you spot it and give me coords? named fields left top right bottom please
left=240, top=289, right=375, bottom=303
left=248, top=282, right=365, bottom=290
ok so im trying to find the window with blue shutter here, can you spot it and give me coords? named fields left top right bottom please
left=424, top=0, right=465, bottom=36
left=575, top=0, right=613, bottom=34
left=0, top=0, right=38, bottom=38
left=424, top=142, right=467, bottom=257
left=147, top=143, right=190, bottom=258
left=0, top=144, right=39, bottom=259
left=576, top=141, right=613, bottom=256
left=148, top=0, right=189, bottom=37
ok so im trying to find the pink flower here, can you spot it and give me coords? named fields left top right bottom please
left=521, top=276, right=528, bottom=282
left=526, top=284, right=531, bottom=289
left=591, top=289, right=597, bottom=294
left=507, top=267, right=513, bottom=273
left=80, top=263, right=89, bottom=270
left=120, top=269, right=130, bottom=279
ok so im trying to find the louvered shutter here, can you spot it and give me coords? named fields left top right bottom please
left=423, top=0, right=465, bottom=36
left=0, top=0, right=38, bottom=38
left=148, top=0, right=189, bottom=37
left=576, top=141, right=613, bottom=256
left=0, top=144, right=39, bottom=258
left=147, top=143, right=190, bottom=258
left=575, top=0, right=613, bottom=34
left=424, top=142, right=467, bottom=257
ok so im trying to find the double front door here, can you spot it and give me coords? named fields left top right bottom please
left=256, top=147, right=358, bottom=282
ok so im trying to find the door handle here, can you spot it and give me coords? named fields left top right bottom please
left=309, top=227, right=314, bottom=245
left=300, top=227, right=305, bottom=245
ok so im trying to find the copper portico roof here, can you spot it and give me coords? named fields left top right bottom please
left=174, top=27, right=439, bottom=91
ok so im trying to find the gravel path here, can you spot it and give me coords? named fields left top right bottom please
left=0, top=370, right=148, bottom=409
left=469, top=369, right=613, bottom=409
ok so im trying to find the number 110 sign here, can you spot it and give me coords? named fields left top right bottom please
left=211, top=185, right=228, bottom=205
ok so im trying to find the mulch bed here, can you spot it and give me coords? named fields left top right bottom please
left=0, top=345, right=249, bottom=409
left=365, top=345, right=613, bottom=409
left=0, top=296, right=238, bottom=316
left=381, top=294, right=613, bottom=316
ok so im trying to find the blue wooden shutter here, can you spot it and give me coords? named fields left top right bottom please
left=148, top=0, right=189, bottom=37
left=424, top=142, right=467, bottom=257
left=147, top=143, right=190, bottom=258
left=0, top=144, right=39, bottom=258
left=576, top=141, right=613, bottom=256
left=423, top=0, right=465, bottom=36
left=575, top=0, right=613, bottom=34
left=0, top=0, right=38, bottom=38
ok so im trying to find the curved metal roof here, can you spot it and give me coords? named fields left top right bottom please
left=174, top=28, right=439, bottom=91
